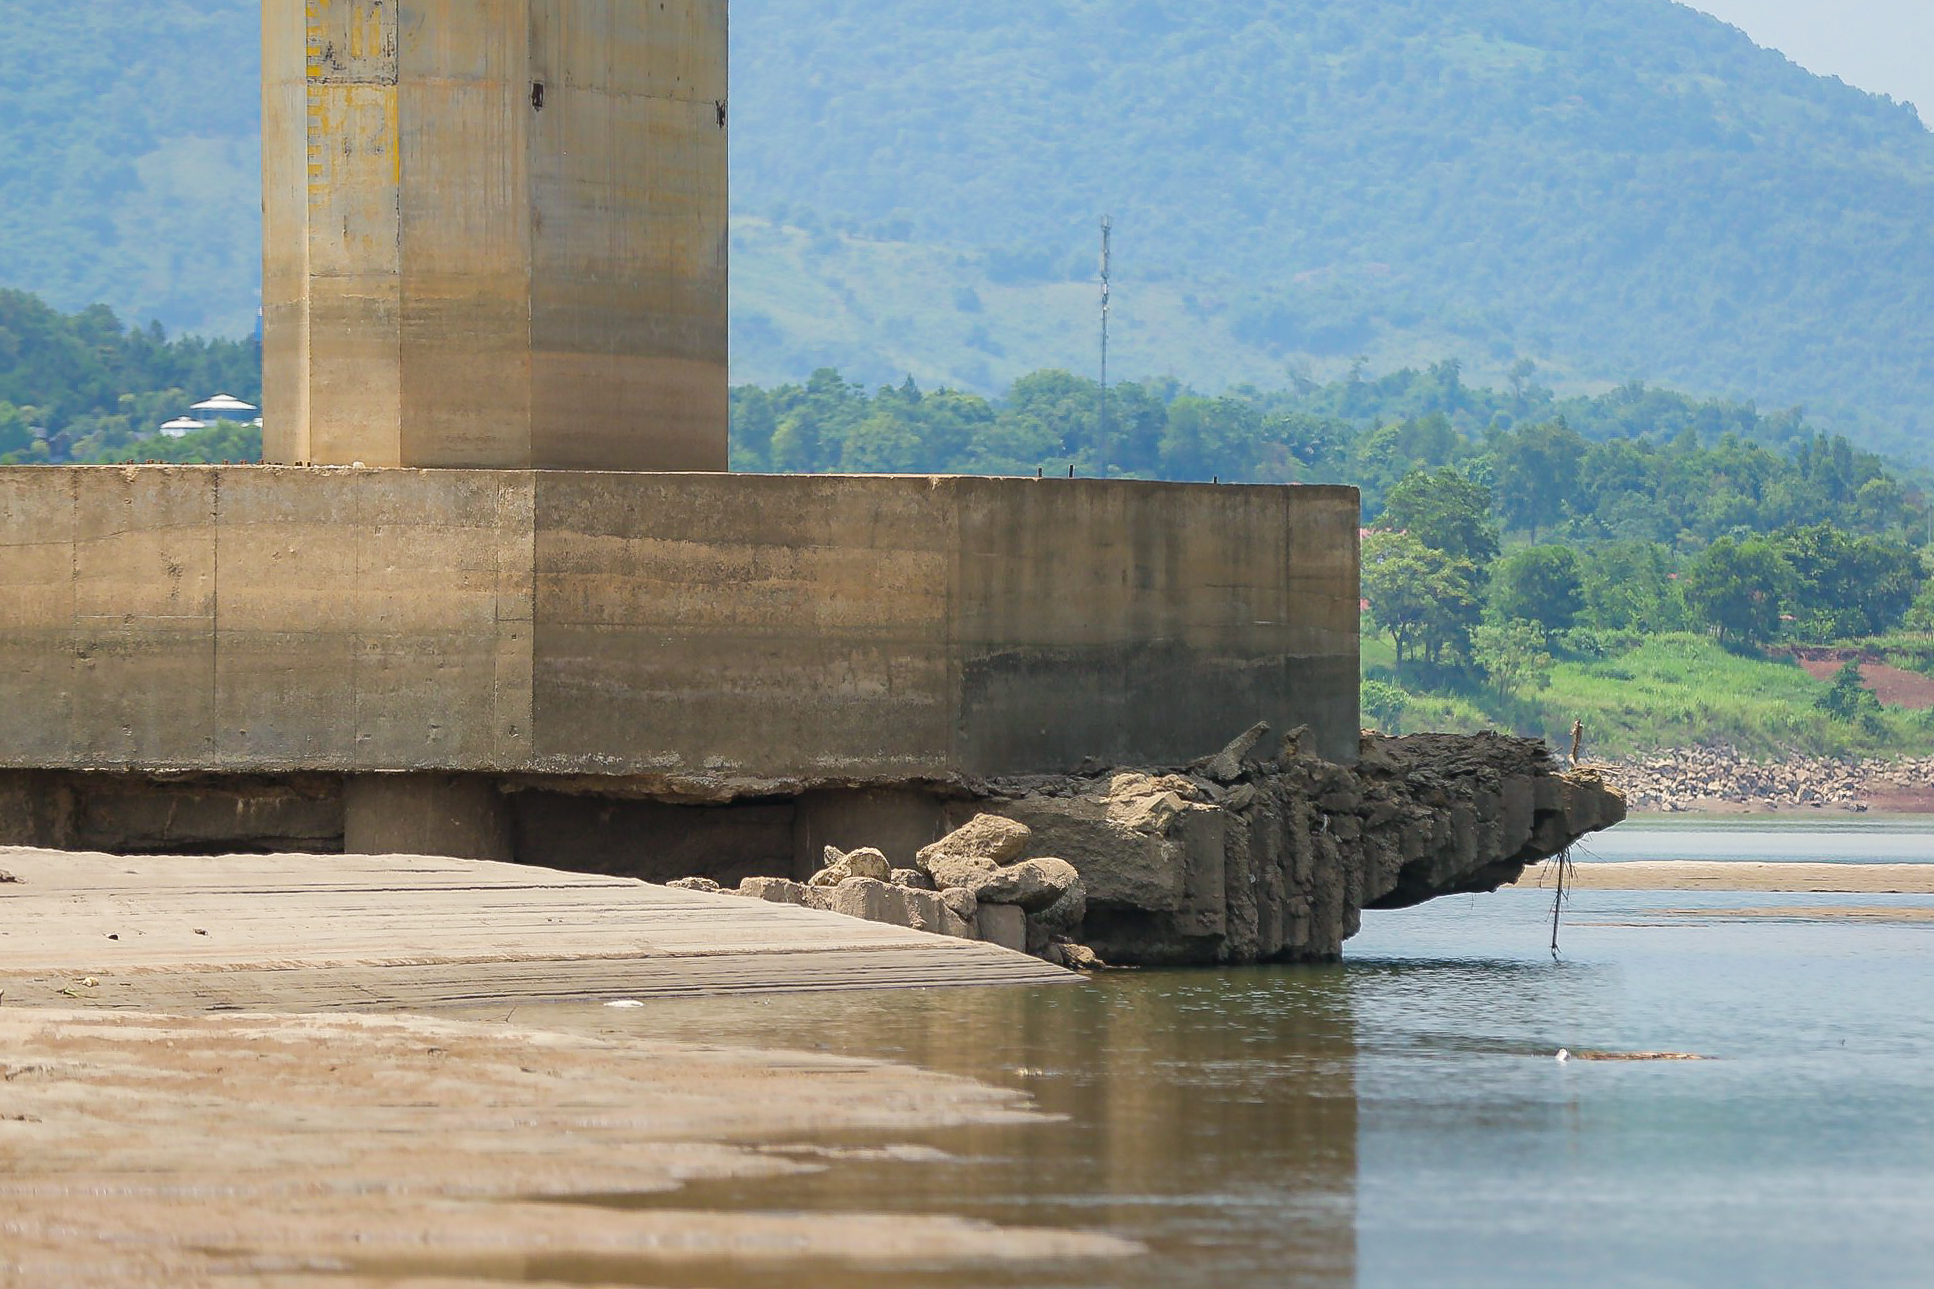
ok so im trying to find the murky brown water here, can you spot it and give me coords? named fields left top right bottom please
left=426, top=849, right=1934, bottom=1289
left=430, top=969, right=1357, bottom=1288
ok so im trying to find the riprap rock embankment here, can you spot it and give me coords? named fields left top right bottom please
left=1606, top=747, right=1934, bottom=814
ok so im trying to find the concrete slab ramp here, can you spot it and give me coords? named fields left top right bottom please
left=0, top=849, right=1070, bottom=1011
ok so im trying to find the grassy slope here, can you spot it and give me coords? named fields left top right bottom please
left=1365, top=633, right=1934, bottom=759
left=728, top=218, right=1603, bottom=399
left=1545, top=636, right=1858, bottom=758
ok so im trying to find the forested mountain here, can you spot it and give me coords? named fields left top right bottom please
left=4, top=1, right=1932, bottom=457
left=0, top=1, right=260, bottom=341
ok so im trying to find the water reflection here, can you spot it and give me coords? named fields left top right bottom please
left=518, top=971, right=1364, bottom=1289
left=438, top=882, right=1934, bottom=1289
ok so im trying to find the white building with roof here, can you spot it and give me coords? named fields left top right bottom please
left=190, top=394, right=259, bottom=421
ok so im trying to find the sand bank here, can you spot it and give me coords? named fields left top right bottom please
left=1650, top=906, right=1934, bottom=922
left=1515, top=860, right=1934, bottom=894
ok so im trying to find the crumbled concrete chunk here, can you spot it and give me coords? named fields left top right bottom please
left=976, top=858, right=1080, bottom=913
left=809, top=847, right=893, bottom=887
left=916, top=815, right=1032, bottom=873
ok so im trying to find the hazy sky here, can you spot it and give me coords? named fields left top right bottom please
left=1687, top=0, right=1933, bottom=125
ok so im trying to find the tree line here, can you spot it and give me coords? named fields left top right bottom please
left=733, top=362, right=1925, bottom=543
left=730, top=362, right=1934, bottom=694
left=0, top=289, right=260, bottom=465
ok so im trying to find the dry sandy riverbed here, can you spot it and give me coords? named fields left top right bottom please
left=0, top=849, right=1128, bottom=1286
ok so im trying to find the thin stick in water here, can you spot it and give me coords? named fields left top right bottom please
left=1550, top=845, right=1575, bottom=955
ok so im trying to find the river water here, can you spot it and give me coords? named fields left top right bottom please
left=513, top=822, right=1934, bottom=1288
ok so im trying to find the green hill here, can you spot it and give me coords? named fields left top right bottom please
left=0, top=1, right=260, bottom=340
left=5, top=1, right=1934, bottom=457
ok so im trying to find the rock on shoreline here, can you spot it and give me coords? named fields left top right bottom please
left=725, top=829, right=1100, bottom=968
left=1604, top=747, right=1934, bottom=814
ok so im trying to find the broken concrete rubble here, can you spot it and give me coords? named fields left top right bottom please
left=939, top=887, right=978, bottom=923
left=916, top=815, right=1034, bottom=872
left=630, top=733, right=1622, bottom=969
left=981, top=730, right=1625, bottom=965
left=702, top=819, right=1105, bottom=969
left=809, top=847, right=893, bottom=888
left=1033, top=883, right=1088, bottom=938
left=927, top=856, right=1001, bottom=894
left=975, top=857, right=1080, bottom=913
left=1196, top=722, right=1272, bottom=784
left=977, top=904, right=1029, bottom=955
left=719, top=723, right=1609, bottom=963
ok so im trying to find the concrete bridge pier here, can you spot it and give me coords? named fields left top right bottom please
left=0, top=3, right=1370, bottom=901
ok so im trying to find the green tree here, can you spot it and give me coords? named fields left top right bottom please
left=1378, top=467, right=1500, bottom=566
left=1362, top=529, right=1484, bottom=668
left=1774, top=523, right=1924, bottom=640
left=729, top=386, right=779, bottom=471
left=1471, top=620, right=1554, bottom=695
left=1817, top=662, right=1882, bottom=723
left=1906, top=581, right=1934, bottom=633
left=839, top=406, right=927, bottom=472
left=1361, top=679, right=1410, bottom=733
left=767, top=369, right=866, bottom=472
left=1491, top=545, right=1585, bottom=643
left=90, top=419, right=261, bottom=465
left=982, top=369, right=1098, bottom=474
left=0, top=401, right=31, bottom=456
left=1682, top=536, right=1793, bottom=645
left=1579, top=541, right=1690, bottom=634
left=1159, top=395, right=1263, bottom=481
left=1492, top=419, right=1587, bottom=540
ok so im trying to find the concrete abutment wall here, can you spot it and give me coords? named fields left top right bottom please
left=1, top=465, right=1367, bottom=958
left=0, top=467, right=1360, bottom=786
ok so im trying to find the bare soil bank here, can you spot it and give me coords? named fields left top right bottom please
left=0, top=1009, right=1138, bottom=1286
left=1516, top=860, right=1934, bottom=894
left=1794, top=657, right=1934, bottom=711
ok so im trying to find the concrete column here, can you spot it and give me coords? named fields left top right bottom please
left=343, top=774, right=515, bottom=862
left=263, top=0, right=729, bottom=471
